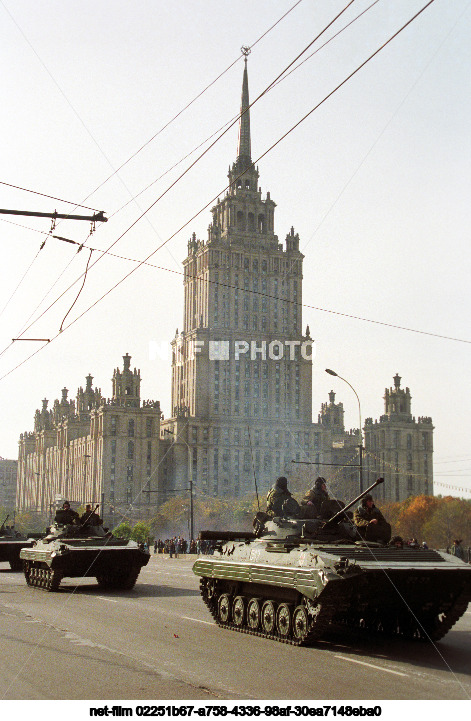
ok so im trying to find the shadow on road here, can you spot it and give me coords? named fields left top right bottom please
left=60, top=581, right=199, bottom=599
left=318, top=625, right=471, bottom=676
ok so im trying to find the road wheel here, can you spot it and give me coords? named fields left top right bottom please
left=293, top=605, right=309, bottom=641
left=47, top=569, right=62, bottom=592
left=232, top=596, right=246, bottom=627
left=23, top=561, right=32, bottom=585
left=276, top=603, right=292, bottom=638
left=218, top=593, right=231, bottom=623
left=261, top=600, right=276, bottom=634
left=247, top=598, right=261, bottom=630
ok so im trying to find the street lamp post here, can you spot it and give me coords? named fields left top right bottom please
left=325, top=369, right=363, bottom=493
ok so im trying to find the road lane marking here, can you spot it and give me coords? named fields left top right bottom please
left=335, top=654, right=407, bottom=677
left=95, top=596, right=117, bottom=603
left=181, top=615, right=215, bottom=626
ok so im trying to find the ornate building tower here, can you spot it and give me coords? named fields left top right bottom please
left=164, top=55, right=314, bottom=498
left=364, top=374, right=434, bottom=502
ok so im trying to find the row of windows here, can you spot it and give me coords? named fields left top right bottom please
left=368, top=431, right=431, bottom=451
left=210, top=252, right=298, bottom=275
left=110, top=417, right=155, bottom=437
left=188, top=427, right=317, bottom=448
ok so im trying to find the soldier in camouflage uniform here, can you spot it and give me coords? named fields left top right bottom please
left=353, top=494, right=391, bottom=543
left=266, top=477, right=299, bottom=518
left=300, top=477, right=330, bottom=518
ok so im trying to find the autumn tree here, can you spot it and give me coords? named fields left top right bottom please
left=395, top=495, right=440, bottom=541
left=422, top=497, right=471, bottom=548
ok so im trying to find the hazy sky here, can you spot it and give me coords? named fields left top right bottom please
left=1, top=0, right=470, bottom=499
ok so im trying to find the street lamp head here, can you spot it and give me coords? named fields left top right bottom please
left=325, top=368, right=338, bottom=377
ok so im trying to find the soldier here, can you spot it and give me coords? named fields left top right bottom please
left=266, top=476, right=299, bottom=518
left=300, top=477, right=329, bottom=518
left=353, top=494, right=391, bottom=543
left=451, top=539, right=464, bottom=560
left=54, top=501, right=80, bottom=525
left=80, top=504, right=103, bottom=526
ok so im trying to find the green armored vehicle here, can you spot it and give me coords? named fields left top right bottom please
left=20, top=514, right=150, bottom=592
left=0, top=515, right=36, bottom=570
left=193, top=479, right=471, bottom=645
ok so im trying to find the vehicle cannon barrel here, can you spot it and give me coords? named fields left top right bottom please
left=325, top=477, right=385, bottom=526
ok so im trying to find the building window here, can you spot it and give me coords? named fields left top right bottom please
left=111, top=416, right=117, bottom=436
left=128, top=419, right=135, bottom=437
left=146, top=418, right=153, bottom=437
left=128, top=441, right=134, bottom=460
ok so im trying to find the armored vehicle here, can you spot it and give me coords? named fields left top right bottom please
left=0, top=515, right=36, bottom=570
left=20, top=518, right=150, bottom=592
left=193, top=479, right=471, bottom=645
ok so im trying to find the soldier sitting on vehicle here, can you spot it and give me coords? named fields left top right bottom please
left=54, top=501, right=80, bottom=525
left=353, top=494, right=391, bottom=543
left=80, top=504, right=103, bottom=527
left=300, top=477, right=331, bottom=518
left=266, top=476, right=300, bottom=518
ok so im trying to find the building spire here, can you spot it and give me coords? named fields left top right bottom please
left=236, top=47, right=251, bottom=170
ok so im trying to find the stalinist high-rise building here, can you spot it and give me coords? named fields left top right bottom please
left=161, top=56, right=316, bottom=498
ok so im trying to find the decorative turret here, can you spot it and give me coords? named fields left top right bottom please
left=286, top=226, right=300, bottom=252
left=112, top=353, right=141, bottom=407
left=34, top=398, right=53, bottom=431
left=52, top=387, right=74, bottom=424
left=384, top=373, right=412, bottom=419
left=76, top=374, right=102, bottom=416
left=319, top=391, right=345, bottom=432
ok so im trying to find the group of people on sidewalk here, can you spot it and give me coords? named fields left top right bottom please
left=153, top=537, right=214, bottom=556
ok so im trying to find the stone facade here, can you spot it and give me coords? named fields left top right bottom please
left=16, top=354, right=162, bottom=523
left=364, top=374, right=434, bottom=502
left=0, top=458, right=18, bottom=511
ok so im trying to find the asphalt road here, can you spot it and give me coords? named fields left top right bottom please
left=0, top=555, right=470, bottom=701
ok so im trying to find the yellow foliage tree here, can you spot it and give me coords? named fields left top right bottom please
left=422, top=497, right=471, bottom=548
